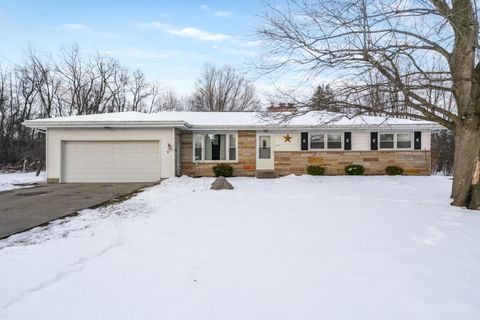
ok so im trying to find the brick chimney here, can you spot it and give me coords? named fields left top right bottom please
left=267, top=102, right=297, bottom=112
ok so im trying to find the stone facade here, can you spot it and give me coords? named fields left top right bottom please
left=179, top=131, right=256, bottom=177
left=274, top=150, right=431, bottom=176
left=179, top=131, right=431, bottom=177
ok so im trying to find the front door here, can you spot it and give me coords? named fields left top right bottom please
left=256, top=134, right=274, bottom=170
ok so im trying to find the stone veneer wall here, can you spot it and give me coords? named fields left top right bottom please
left=275, top=150, right=431, bottom=176
left=179, top=131, right=256, bottom=177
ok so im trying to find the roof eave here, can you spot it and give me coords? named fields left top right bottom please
left=22, top=120, right=191, bottom=130
left=190, top=123, right=443, bottom=131
left=22, top=120, right=443, bottom=131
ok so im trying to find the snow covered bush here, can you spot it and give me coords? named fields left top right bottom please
left=307, top=165, right=325, bottom=176
left=344, top=164, right=364, bottom=175
left=212, top=164, right=234, bottom=177
left=385, top=165, right=404, bottom=176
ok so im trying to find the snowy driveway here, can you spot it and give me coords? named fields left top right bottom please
left=0, top=176, right=479, bottom=320
left=0, top=182, right=153, bottom=239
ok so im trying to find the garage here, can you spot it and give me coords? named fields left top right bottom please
left=62, top=141, right=160, bottom=183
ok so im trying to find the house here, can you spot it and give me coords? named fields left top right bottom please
left=23, top=111, right=439, bottom=183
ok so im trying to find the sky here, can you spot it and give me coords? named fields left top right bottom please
left=0, top=0, right=271, bottom=96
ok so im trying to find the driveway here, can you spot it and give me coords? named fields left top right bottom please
left=0, top=183, right=154, bottom=239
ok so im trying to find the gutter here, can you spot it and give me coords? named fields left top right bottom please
left=188, top=123, right=444, bottom=131
left=22, top=120, right=442, bottom=131
left=22, top=120, right=192, bottom=130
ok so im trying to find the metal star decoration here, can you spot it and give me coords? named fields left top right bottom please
left=283, top=133, right=292, bottom=143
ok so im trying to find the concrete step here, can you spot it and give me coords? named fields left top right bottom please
left=255, top=170, right=279, bottom=179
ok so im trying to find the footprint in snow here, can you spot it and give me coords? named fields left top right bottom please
left=413, top=226, right=446, bottom=246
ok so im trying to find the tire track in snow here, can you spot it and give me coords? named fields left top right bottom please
left=1, top=239, right=123, bottom=310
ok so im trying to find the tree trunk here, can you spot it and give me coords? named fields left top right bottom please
left=451, top=126, right=480, bottom=207
left=467, top=153, right=480, bottom=210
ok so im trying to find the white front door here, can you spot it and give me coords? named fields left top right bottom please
left=256, top=133, right=274, bottom=170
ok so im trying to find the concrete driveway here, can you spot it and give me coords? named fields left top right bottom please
left=0, top=183, right=154, bottom=239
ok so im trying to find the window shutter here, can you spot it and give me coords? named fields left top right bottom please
left=301, top=132, right=309, bottom=150
left=414, top=131, right=422, bottom=150
left=344, top=132, right=352, bottom=150
left=370, top=132, right=378, bottom=150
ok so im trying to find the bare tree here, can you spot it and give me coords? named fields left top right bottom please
left=130, top=69, right=151, bottom=111
left=259, top=0, right=480, bottom=209
left=55, top=45, right=141, bottom=115
left=0, top=45, right=182, bottom=168
left=107, top=65, right=129, bottom=112
left=89, top=53, right=118, bottom=114
left=25, top=51, right=62, bottom=117
left=190, top=63, right=260, bottom=111
left=150, top=88, right=184, bottom=111
left=0, top=66, right=44, bottom=167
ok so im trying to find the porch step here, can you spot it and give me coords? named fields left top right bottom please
left=255, top=170, right=279, bottom=179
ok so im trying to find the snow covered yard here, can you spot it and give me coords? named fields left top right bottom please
left=0, top=175, right=479, bottom=320
left=0, top=171, right=46, bottom=192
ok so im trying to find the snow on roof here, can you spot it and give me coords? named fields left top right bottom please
left=23, top=111, right=440, bottom=129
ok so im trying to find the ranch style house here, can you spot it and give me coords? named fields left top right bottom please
left=24, top=111, right=439, bottom=183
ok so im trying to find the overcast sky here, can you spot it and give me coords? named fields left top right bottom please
left=0, top=0, right=275, bottom=96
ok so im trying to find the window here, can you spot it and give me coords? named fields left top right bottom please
left=379, top=132, right=412, bottom=149
left=380, top=133, right=394, bottom=149
left=396, top=133, right=412, bottom=149
left=204, top=134, right=226, bottom=161
left=192, top=133, right=237, bottom=162
left=327, top=133, right=342, bottom=149
left=229, top=135, right=237, bottom=160
left=310, top=134, right=325, bottom=149
left=308, top=132, right=342, bottom=150
left=194, top=135, right=202, bottom=161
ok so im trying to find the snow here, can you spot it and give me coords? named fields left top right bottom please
left=24, top=111, right=439, bottom=129
left=0, top=175, right=479, bottom=320
left=0, top=172, right=46, bottom=192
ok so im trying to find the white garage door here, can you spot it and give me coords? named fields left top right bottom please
left=63, top=141, right=160, bottom=183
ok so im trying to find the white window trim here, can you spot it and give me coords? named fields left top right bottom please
left=379, top=132, right=395, bottom=150
left=308, top=132, right=344, bottom=150
left=309, top=133, right=326, bottom=150
left=192, top=132, right=239, bottom=163
left=379, top=132, right=414, bottom=150
left=396, top=132, right=413, bottom=150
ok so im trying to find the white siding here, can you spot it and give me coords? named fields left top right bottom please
left=421, top=131, right=431, bottom=150
left=352, top=131, right=371, bottom=151
left=273, top=131, right=371, bottom=151
left=47, top=128, right=175, bottom=181
left=271, top=130, right=431, bottom=151
left=352, top=131, right=431, bottom=151
left=273, top=132, right=301, bottom=151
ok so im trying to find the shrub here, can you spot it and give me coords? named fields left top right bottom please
left=307, top=165, right=326, bottom=176
left=385, top=165, right=404, bottom=176
left=345, top=164, right=365, bottom=175
left=212, top=164, right=234, bottom=177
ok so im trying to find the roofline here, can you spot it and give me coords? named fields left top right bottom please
left=189, top=123, right=441, bottom=130
left=22, top=120, right=192, bottom=130
left=23, top=120, right=442, bottom=131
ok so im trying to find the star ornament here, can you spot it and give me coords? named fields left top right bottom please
left=283, top=133, right=292, bottom=143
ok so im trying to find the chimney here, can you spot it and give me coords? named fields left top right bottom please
left=267, top=102, right=297, bottom=112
